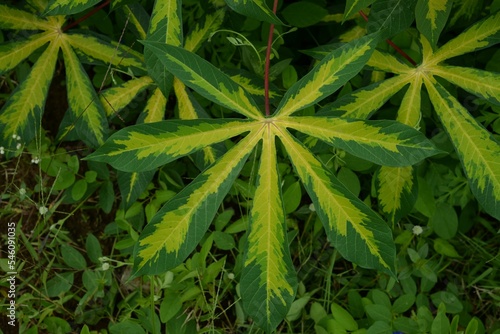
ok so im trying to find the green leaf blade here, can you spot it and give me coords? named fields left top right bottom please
left=415, top=0, right=453, bottom=46
left=0, top=4, right=51, bottom=30
left=282, top=116, right=439, bottom=166
left=366, top=0, right=418, bottom=40
left=425, top=79, right=500, bottom=220
left=0, top=41, right=58, bottom=150
left=241, top=128, right=297, bottom=332
left=86, top=119, right=259, bottom=172
left=142, top=42, right=263, bottom=119
left=0, top=32, right=53, bottom=74
left=44, top=0, right=101, bottom=16
left=278, top=129, right=396, bottom=276
left=133, top=131, right=261, bottom=276
left=275, top=35, right=377, bottom=117
left=433, top=66, right=500, bottom=106
left=224, top=0, right=283, bottom=25
left=61, top=40, right=108, bottom=148
left=431, top=11, right=500, bottom=63
left=377, top=166, right=417, bottom=223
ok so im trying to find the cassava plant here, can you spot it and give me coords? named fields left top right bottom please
left=86, top=0, right=442, bottom=331
left=320, top=0, right=500, bottom=222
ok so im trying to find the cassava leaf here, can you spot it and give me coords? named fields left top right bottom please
left=281, top=116, right=439, bottom=166
left=275, top=35, right=377, bottom=117
left=144, top=0, right=182, bottom=98
left=366, top=0, right=418, bottom=40
left=100, top=76, right=154, bottom=117
left=425, top=79, right=500, bottom=220
left=184, top=9, right=225, bottom=53
left=433, top=66, right=500, bottom=106
left=377, top=166, right=418, bottom=223
left=224, top=0, right=283, bottom=25
left=344, top=0, right=375, bottom=20
left=0, top=32, right=52, bottom=74
left=86, top=119, right=260, bottom=172
left=132, top=130, right=261, bottom=276
left=61, top=38, right=108, bottom=148
left=43, top=0, right=101, bottom=16
left=142, top=42, right=263, bottom=119
left=431, top=10, right=500, bottom=64
left=0, top=4, right=52, bottom=30
left=241, top=129, right=297, bottom=332
left=0, top=40, right=58, bottom=150
left=138, top=87, right=167, bottom=124
left=118, top=170, right=156, bottom=210
left=415, top=0, right=453, bottom=47
left=277, top=128, right=396, bottom=276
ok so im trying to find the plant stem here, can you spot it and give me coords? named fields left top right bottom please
left=358, top=10, right=417, bottom=67
left=264, top=0, right=279, bottom=116
left=62, top=0, right=111, bottom=32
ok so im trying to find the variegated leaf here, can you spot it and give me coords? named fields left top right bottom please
left=61, top=39, right=108, bottom=148
left=0, top=32, right=52, bottom=74
left=121, top=4, right=149, bottom=40
left=367, top=49, right=413, bottom=74
left=319, top=75, right=410, bottom=119
left=0, top=40, right=58, bottom=151
left=173, top=78, right=221, bottom=169
left=224, top=0, right=283, bottom=25
left=275, top=35, right=377, bottom=117
left=86, top=119, right=260, bottom=172
left=425, top=79, right=500, bottom=220
left=100, top=76, right=154, bottom=117
left=397, top=76, right=422, bottom=127
left=132, top=130, right=261, bottom=276
left=431, top=11, right=500, bottom=64
left=377, top=166, right=417, bottom=223
left=280, top=116, right=439, bottom=166
left=0, top=4, right=52, bottom=30
left=142, top=42, right=263, bottom=119
left=184, top=9, right=225, bottom=53
left=415, top=0, right=453, bottom=47
left=277, top=129, right=396, bottom=276
left=344, top=0, right=375, bottom=20
left=43, top=0, right=101, bottom=16
left=117, top=170, right=156, bottom=210
left=433, top=66, right=500, bottom=106
left=67, top=33, right=144, bottom=70
left=139, top=87, right=167, bottom=123
left=241, top=128, right=297, bottom=332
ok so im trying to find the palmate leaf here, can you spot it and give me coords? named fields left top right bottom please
left=425, top=79, right=500, bottom=219
left=0, top=32, right=53, bottom=74
left=43, top=0, right=101, bottom=16
left=86, top=119, right=260, bottom=172
left=281, top=116, right=439, bottom=166
left=142, top=42, right=263, bottom=120
left=377, top=166, right=417, bottom=223
left=224, top=0, right=283, bottom=25
left=0, top=40, right=58, bottom=151
left=132, top=130, right=262, bottom=276
left=275, top=35, right=378, bottom=117
left=61, top=38, right=108, bottom=148
left=241, top=128, right=297, bottom=332
left=415, top=0, right=453, bottom=47
left=0, top=4, right=52, bottom=30
left=277, top=128, right=396, bottom=276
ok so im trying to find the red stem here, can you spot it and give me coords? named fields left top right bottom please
left=264, top=0, right=279, bottom=117
left=359, top=10, right=417, bottom=67
left=62, top=0, right=111, bottom=32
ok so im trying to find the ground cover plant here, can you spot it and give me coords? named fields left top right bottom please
left=0, top=0, right=499, bottom=333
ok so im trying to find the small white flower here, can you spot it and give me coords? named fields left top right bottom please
left=31, top=157, right=40, bottom=164
left=12, top=134, right=17, bottom=139
left=101, top=262, right=110, bottom=271
left=16, top=135, right=21, bottom=141
left=309, top=203, right=316, bottom=212
left=16, top=143, right=21, bottom=150
left=412, top=225, right=423, bottom=235
left=228, top=273, right=235, bottom=280
left=19, top=188, right=26, bottom=196
left=0, top=147, right=4, bottom=155
left=39, top=206, right=48, bottom=215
